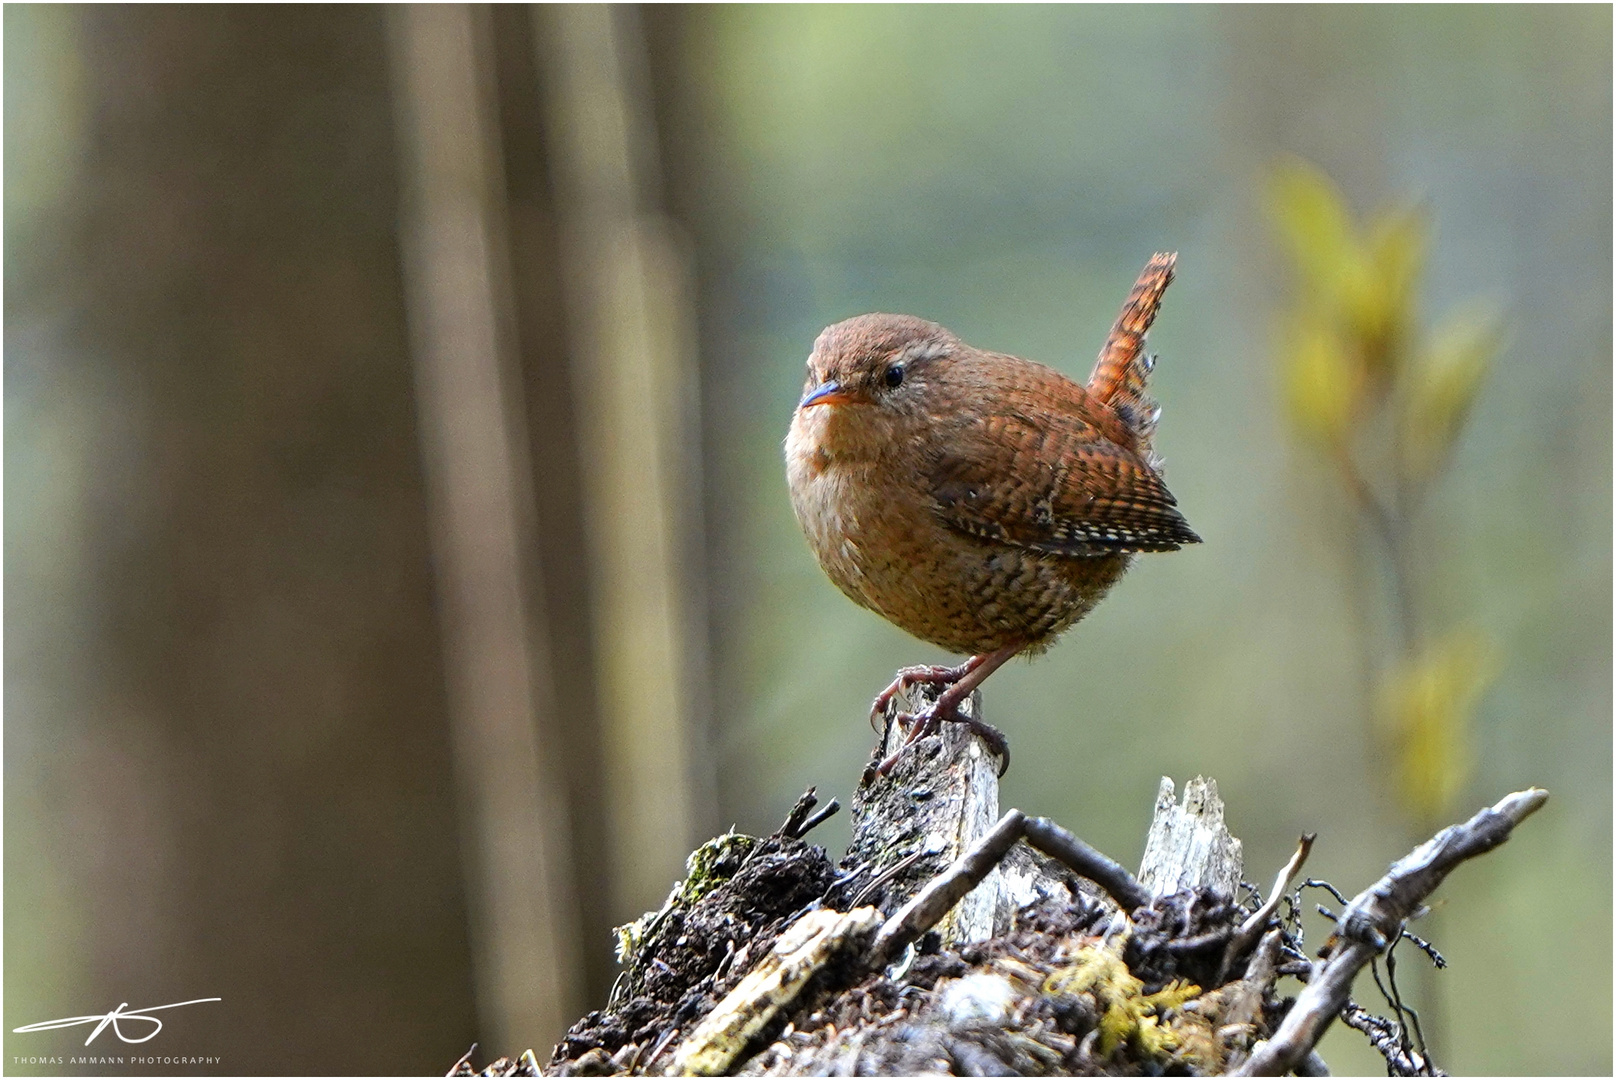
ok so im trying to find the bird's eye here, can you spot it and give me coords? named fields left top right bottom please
left=883, top=363, right=905, bottom=389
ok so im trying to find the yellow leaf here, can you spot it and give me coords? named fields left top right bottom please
left=1351, top=204, right=1429, bottom=379
left=1378, top=630, right=1498, bottom=823
left=1268, top=158, right=1365, bottom=311
left=1281, top=319, right=1363, bottom=448
left=1400, top=303, right=1501, bottom=483
left=1368, top=206, right=1427, bottom=315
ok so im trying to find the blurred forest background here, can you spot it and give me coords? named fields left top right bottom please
left=6, top=5, right=1609, bottom=1076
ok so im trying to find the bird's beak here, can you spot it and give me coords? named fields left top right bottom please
left=798, top=380, right=857, bottom=410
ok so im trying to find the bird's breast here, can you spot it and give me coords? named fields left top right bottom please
left=786, top=443, right=881, bottom=595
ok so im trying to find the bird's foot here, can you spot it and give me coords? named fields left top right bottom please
left=876, top=699, right=1010, bottom=777
left=867, top=663, right=972, bottom=731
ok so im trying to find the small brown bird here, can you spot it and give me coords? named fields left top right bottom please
left=785, top=254, right=1198, bottom=774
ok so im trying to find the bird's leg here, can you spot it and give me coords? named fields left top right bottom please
left=868, top=663, right=975, bottom=731
left=877, top=642, right=1023, bottom=776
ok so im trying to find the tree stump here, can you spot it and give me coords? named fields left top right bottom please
left=461, top=688, right=1547, bottom=1078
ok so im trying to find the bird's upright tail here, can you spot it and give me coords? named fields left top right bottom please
left=1086, top=252, right=1176, bottom=472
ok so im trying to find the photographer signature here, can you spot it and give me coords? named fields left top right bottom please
left=13, top=998, right=221, bottom=1045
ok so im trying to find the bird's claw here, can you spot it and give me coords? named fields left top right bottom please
left=875, top=704, right=1010, bottom=778
left=867, top=663, right=969, bottom=731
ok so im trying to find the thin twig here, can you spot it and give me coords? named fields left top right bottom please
left=1383, top=939, right=1432, bottom=1066
left=1300, top=877, right=1349, bottom=908
left=1368, top=952, right=1432, bottom=1071
left=446, top=1043, right=478, bottom=1077
left=1334, top=447, right=1417, bottom=651
left=1162, top=928, right=1233, bottom=953
left=1221, top=833, right=1314, bottom=980
left=1399, top=924, right=1447, bottom=969
left=1342, top=999, right=1445, bottom=1077
left=849, top=850, right=927, bottom=910
left=1235, top=787, right=1547, bottom=1076
left=644, top=1024, right=682, bottom=1072
left=868, top=809, right=1027, bottom=964
left=776, top=787, right=822, bottom=840
left=1021, top=815, right=1152, bottom=911
left=798, top=797, right=842, bottom=838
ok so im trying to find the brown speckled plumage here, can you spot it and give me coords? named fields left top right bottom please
left=785, top=254, right=1198, bottom=771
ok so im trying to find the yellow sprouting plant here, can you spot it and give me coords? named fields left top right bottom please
left=1379, top=630, right=1499, bottom=826
left=1280, top=315, right=1364, bottom=449
left=1268, top=157, right=1504, bottom=827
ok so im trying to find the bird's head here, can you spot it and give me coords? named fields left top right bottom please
left=791, top=314, right=959, bottom=457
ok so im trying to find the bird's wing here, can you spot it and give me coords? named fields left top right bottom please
left=927, top=407, right=1200, bottom=557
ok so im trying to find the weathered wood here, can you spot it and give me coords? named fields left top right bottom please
left=1137, top=775, right=1243, bottom=898
left=845, top=699, right=1237, bottom=947
left=843, top=686, right=1076, bottom=943
left=868, top=810, right=1028, bottom=964
left=668, top=907, right=884, bottom=1077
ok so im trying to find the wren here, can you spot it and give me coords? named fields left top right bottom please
left=784, top=253, right=1199, bottom=775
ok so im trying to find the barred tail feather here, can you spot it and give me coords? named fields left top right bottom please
left=1087, top=252, right=1176, bottom=472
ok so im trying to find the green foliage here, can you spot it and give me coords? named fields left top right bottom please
left=1268, top=159, right=1503, bottom=826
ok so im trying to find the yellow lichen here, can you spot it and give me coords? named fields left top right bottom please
left=1042, top=937, right=1202, bottom=1061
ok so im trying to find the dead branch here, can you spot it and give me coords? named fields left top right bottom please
left=1341, top=999, right=1445, bottom=1077
left=1021, top=815, right=1151, bottom=911
left=774, top=787, right=840, bottom=841
left=1220, top=833, right=1314, bottom=981
left=867, top=809, right=1027, bottom=964
left=1235, top=788, right=1549, bottom=1076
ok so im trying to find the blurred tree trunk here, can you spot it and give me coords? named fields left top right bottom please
left=6, top=3, right=717, bottom=1070
left=530, top=3, right=717, bottom=930
left=389, top=4, right=584, bottom=1050
left=5, top=6, right=480, bottom=1072
left=389, top=0, right=718, bottom=1046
